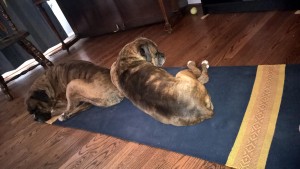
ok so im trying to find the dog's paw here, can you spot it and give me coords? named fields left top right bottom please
left=187, top=60, right=196, bottom=67
left=58, top=113, right=68, bottom=121
left=201, top=60, right=209, bottom=69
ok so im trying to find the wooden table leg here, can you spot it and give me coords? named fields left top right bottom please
left=158, top=0, right=173, bottom=33
left=0, top=75, right=13, bottom=101
left=34, top=0, right=79, bottom=54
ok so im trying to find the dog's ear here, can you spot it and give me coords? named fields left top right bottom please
left=139, top=44, right=152, bottom=62
left=30, top=90, right=50, bottom=102
left=26, top=98, right=37, bottom=114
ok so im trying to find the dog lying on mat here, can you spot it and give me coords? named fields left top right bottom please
left=110, top=37, right=214, bottom=126
left=26, top=60, right=123, bottom=123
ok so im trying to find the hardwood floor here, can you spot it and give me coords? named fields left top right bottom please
left=0, top=9, right=299, bottom=169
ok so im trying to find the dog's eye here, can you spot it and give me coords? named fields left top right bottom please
left=140, top=48, right=146, bottom=56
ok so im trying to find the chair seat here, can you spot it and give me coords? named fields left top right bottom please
left=0, top=31, right=29, bottom=50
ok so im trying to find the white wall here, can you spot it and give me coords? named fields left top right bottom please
left=47, top=0, right=74, bottom=37
left=188, top=0, right=201, bottom=4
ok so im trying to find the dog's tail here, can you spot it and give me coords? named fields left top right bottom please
left=205, top=95, right=214, bottom=110
left=202, top=95, right=214, bottom=118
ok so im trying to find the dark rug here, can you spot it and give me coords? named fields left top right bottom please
left=53, top=65, right=300, bottom=169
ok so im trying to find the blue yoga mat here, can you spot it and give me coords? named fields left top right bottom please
left=54, top=66, right=300, bottom=168
left=54, top=66, right=256, bottom=164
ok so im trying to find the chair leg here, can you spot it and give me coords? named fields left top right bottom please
left=0, top=75, right=13, bottom=101
left=18, top=38, right=53, bottom=69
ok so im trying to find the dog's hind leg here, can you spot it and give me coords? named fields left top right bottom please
left=58, top=102, right=91, bottom=121
left=176, top=60, right=210, bottom=84
left=198, top=60, right=209, bottom=84
left=58, top=78, right=123, bottom=121
left=58, top=80, right=91, bottom=121
left=187, top=60, right=209, bottom=84
left=187, top=61, right=202, bottom=78
left=175, top=61, right=199, bottom=80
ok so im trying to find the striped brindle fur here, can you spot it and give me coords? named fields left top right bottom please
left=26, top=60, right=123, bottom=122
left=110, top=37, right=214, bottom=126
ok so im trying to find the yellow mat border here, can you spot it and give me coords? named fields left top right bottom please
left=226, top=65, right=285, bottom=169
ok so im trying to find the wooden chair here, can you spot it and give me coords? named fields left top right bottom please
left=0, top=3, right=53, bottom=101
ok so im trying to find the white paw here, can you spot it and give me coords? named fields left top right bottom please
left=187, top=60, right=193, bottom=65
left=58, top=114, right=66, bottom=121
left=187, top=60, right=195, bottom=67
left=201, top=60, right=209, bottom=69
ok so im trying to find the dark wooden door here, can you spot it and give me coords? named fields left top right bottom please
left=56, top=0, right=123, bottom=37
left=114, top=0, right=164, bottom=29
left=202, top=0, right=300, bottom=14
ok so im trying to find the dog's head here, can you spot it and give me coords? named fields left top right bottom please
left=120, top=37, right=165, bottom=67
left=26, top=90, right=53, bottom=122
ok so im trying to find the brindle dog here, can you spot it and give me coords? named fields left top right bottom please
left=26, top=60, right=123, bottom=122
left=110, top=37, right=214, bottom=126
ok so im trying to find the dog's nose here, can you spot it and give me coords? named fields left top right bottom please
left=158, top=52, right=164, bottom=57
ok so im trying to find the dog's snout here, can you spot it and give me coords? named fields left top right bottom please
left=33, top=112, right=52, bottom=123
left=157, top=52, right=165, bottom=67
left=33, top=114, right=38, bottom=121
